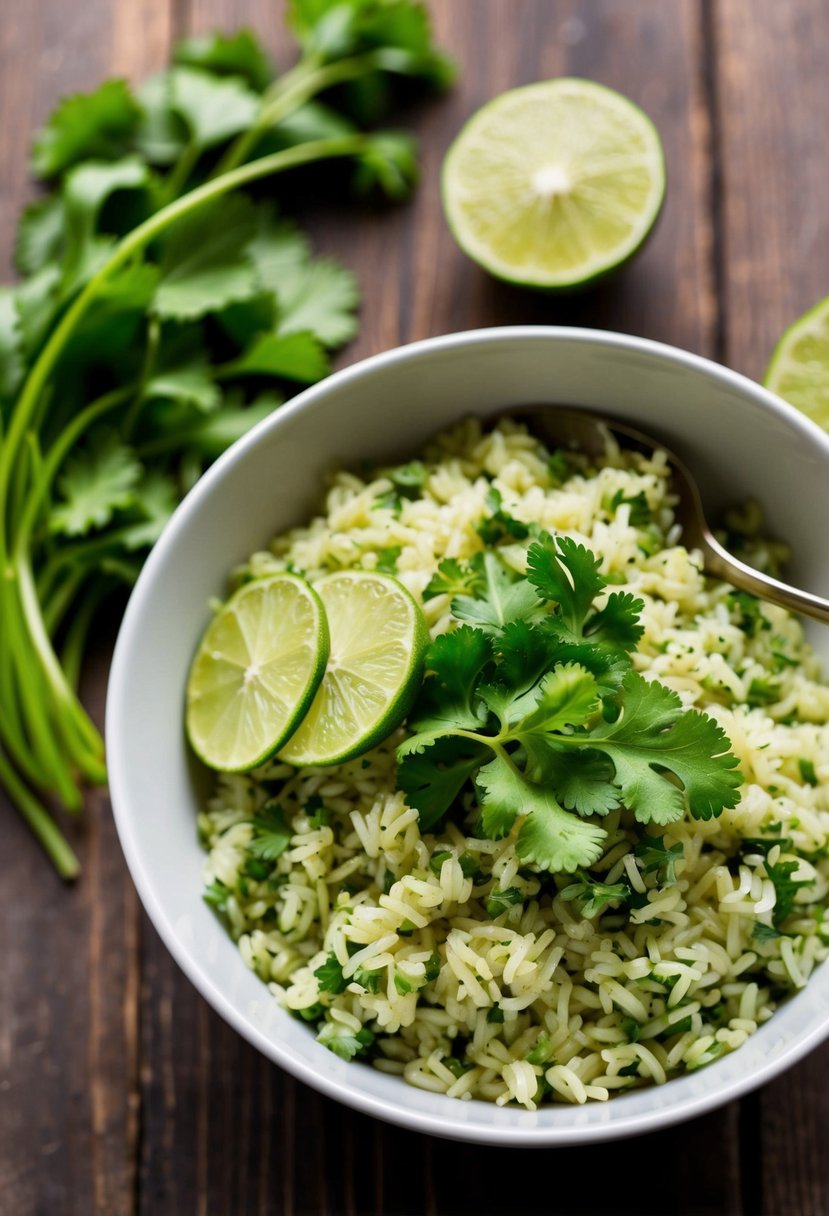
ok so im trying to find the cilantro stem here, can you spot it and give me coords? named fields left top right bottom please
left=13, top=385, right=131, bottom=558
left=0, top=746, right=80, bottom=881
left=1, top=134, right=369, bottom=526
left=216, top=53, right=381, bottom=175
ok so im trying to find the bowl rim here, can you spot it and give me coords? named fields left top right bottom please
left=107, top=324, right=829, bottom=1145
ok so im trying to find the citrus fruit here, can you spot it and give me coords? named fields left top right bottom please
left=441, top=78, right=666, bottom=290
left=186, top=573, right=329, bottom=771
left=279, top=571, right=429, bottom=767
left=765, top=296, right=829, bottom=430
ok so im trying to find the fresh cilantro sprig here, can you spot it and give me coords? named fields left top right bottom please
left=0, top=3, right=453, bottom=877
left=397, top=533, right=742, bottom=875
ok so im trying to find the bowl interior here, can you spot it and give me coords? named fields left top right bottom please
left=107, top=327, right=829, bottom=1145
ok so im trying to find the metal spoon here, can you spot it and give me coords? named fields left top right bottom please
left=515, top=406, right=829, bottom=626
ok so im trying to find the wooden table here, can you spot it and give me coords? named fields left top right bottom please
left=2, top=2, right=829, bottom=1212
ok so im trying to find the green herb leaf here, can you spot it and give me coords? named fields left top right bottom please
left=409, top=626, right=492, bottom=732
left=397, top=734, right=490, bottom=830
left=314, top=953, right=348, bottom=995
left=452, top=551, right=544, bottom=634
left=220, top=331, right=330, bottom=383
left=560, top=872, right=630, bottom=918
left=583, top=671, right=743, bottom=824
left=477, top=754, right=607, bottom=872
left=169, top=66, right=261, bottom=150
left=154, top=197, right=259, bottom=320
left=423, top=556, right=485, bottom=602
left=50, top=432, right=142, bottom=537
left=485, top=887, right=524, bottom=918
left=765, top=856, right=815, bottom=926
left=271, top=256, right=359, bottom=348
left=173, top=28, right=273, bottom=91
left=32, top=78, right=142, bottom=178
left=15, top=193, right=66, bottom=276
left=248, top=801, right=293, bottom=861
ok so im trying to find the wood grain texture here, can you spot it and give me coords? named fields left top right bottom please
left=714, top=4, right=829, bottom=1214
left=714, top=0, right=829, bottom=381
left=1, top=1, right=827, bottom=1213
left=0, top=2, right=172, bottom=1213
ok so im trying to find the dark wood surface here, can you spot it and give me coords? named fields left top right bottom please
left=2, top=2, right=829, bottom=1213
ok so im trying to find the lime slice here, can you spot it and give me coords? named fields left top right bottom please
left=441, top=78, right=666, bottom=290
left=765, top=296, right=829, bottom=430
left=186, top=574, right=329, bottom=772
left=278, top=571, right=429, bottom=767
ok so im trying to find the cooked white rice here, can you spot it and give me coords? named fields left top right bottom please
left=198, top=418, right=829, bottom=1108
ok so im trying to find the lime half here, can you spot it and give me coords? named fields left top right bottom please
left=186, top=574, right=329, bottom=772
left=279, top=571, right=429, bottom=768
left=442, top=78, right=666, bottom=290
left=765, top=296, right=829, bottom=430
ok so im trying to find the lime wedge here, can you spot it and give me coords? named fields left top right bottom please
left=441, top=78, right=666, bottom=290
left=279, top=571, right=429, bottom=768
left=765, top=296, right=829, bottom=430
left=186, top=574, right=329, bottom=772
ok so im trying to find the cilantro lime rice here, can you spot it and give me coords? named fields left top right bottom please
left=198, top=417, right=829, bottom=1108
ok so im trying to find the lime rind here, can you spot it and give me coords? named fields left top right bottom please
left=186, top=573, right=329, bottom=772
left=441, top=77, right=666, bottom=290
left=764, top=295, right=829, bottom=431
left=279, top=571, right=429, bottom=768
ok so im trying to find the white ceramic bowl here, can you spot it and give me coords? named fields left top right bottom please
left=107, top=326, right=829, bottom=1145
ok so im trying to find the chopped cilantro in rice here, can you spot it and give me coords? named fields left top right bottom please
left=198, top=418, right=829, bottom=1109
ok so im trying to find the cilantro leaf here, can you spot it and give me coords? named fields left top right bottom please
left=352, top=132, right=419, bottom=200
left=503, top=663, right=599, bottom=739
left=314, top=953, right=348, bottom=995
left=135, top=72, right=188, bottom=166
left=13, top=267, right=60, bottom=361
left=15, top=193, right=66, bottom=276
left=61, top=156, right=152, bottom=288
left=32, top=79, right=141, bottom=178
left=271, top=256, right=359, bottom=348
left=527, top=533, right=606, bottom=634
left=560, top=872, right=631, bottom=918
left=50, top=432, right=142, bottom=537
left=119, top=471, right=179, bottom=551
left=765, top=856, right=815, bottom=926
left=220, top=331, right=330, bottom=383
left=476, top=486, right=531, bottom=544
left=752, top=921, right=784, bottom=943
left=634, top=835, right=684, bottom=884
left=586, top=592, right=645, bottom=650
left=423, top=556, right=484, bottom=602
left=582, top=671, right=743, bottom=824
left=485, top=887, right=524, bottom=917
left=476, top=754, right=607, bottom=871
left=248, top=801, right=293, bottom=861
left=525, top=745, right=620, bottom=818
left=409, top=626, right=492, bottom=732
left=317, top=1021, right=374, bottom=1060
left=169, top=66, right=260, bottom=150
left=0, top=289, right=24, bottom=402
left=452, top=552, right=544, bottom=634
left=154, top=197, right=259, bottom=320
left=397, top=734, right=489, bottom=829
left=375, top=546, right=401, bottom=573
left=173, top=29, right=273, bottom=91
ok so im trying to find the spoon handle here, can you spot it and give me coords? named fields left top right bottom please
left=701, top=530, right=829, bottom=625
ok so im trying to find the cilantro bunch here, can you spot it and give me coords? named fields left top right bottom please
left=398, top=535, right=743, bottom=875
left=0, top=0, right=453, bottom=877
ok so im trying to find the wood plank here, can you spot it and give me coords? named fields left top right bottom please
left=714, top=3, right=829, bottom=1213
left=715, top=0, right=829, bottom=381
left=0, top=3, right=173, bottom=1214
